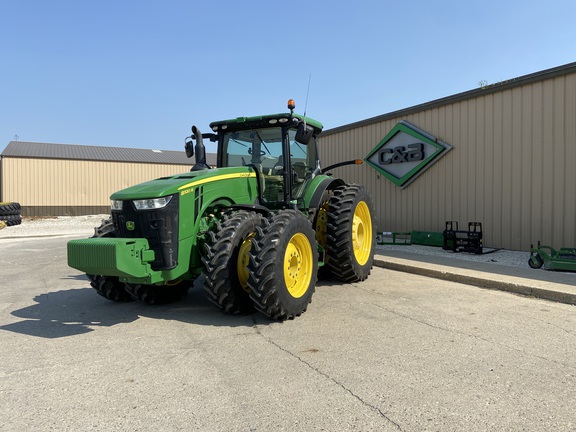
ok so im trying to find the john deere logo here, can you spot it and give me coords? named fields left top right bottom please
left=126, top=221, right=135, bottom=231
left=365, top=120, right=452, bottom=188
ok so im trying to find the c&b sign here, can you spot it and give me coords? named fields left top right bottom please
left=365, top=121, right=452, bottom=188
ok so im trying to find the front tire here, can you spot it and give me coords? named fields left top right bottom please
left=325, top=184, right=376, bottom=282
left=124, top=282, right=189, bottom=305
left=201, top=210, right=264, bottom=314
left=248, top=210, right=318, bottom=320
left=88, top=274, right=134, bottom=302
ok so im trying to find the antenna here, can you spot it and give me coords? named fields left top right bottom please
left=303, top=73, right=311, bottom=126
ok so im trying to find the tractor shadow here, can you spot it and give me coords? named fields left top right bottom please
left=0, top=276, right=283, bottom=339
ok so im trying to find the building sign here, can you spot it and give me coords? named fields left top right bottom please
left=365, top=120, right=452, bottom=188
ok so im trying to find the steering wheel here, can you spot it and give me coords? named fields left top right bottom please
left=248, top=149, right=266, bottom=156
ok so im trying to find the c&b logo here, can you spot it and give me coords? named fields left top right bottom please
left=365, top=121, right=452, bottom=188
left=379, top=143, right=424, bottom=165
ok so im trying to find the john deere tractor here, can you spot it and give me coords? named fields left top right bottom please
left=68, top=100, right=376, bottom=320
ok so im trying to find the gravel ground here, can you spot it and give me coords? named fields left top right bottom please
left=376, top=243, right=531, bottom=270
left=0, top=215, right=109, bottom=239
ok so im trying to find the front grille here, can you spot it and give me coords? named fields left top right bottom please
left=112, top=194, right=179, bottom=270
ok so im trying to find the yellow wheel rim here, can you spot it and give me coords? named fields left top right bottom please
left=352, top=201, right=372, bottom=266
left=237, top=234, right=255, bottom=292
left=315, top=202, right=328, bottom=247
left=283, top=233, right=313, bottom=298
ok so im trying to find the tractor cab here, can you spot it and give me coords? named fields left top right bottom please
left=207, top=100, right=323, bottom=209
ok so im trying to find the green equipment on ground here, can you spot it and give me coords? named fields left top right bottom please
left=376, top=230, right=445, bottom=247
left=410, top=231, right=445, bottom=247
left=67, top=100, right=376, bottom=320
left=376, top=232, right=411, bottom=245
left=528, top=241, right=576, bottom=272
left=442, top=221, right=483, bottom=254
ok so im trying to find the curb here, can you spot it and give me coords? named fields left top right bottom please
left=373, top=257, right=576, bottom=306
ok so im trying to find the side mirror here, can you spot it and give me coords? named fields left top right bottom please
left=295, top=123, right=313, bottom=145
left=184, top=138, right=194, bottom=158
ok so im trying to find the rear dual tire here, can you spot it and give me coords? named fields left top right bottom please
left=200, top=188, right=373, bottom=321
left=324, top=184, right=376, bottom=282
left=201, top=209, right=318, bottom=320
left=248, top=210, right=318, bottom=320
left=201, top=210, right=264, bottom=314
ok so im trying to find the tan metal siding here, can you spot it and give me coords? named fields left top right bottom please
left=565, top=75, right=576, bottom=244
left=320, top=73, right=576, bottom=250
left=1, top=158, right=190, bottom=208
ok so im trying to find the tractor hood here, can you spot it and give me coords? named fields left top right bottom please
left=110, top=166, right=256, bottom=200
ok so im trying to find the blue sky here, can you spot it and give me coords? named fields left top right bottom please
left=1, top=0, right=575, bottom=154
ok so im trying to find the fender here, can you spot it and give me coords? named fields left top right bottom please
left=307, top=177, right=345, bottom=210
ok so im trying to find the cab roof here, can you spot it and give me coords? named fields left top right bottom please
left=209, top=113, right=323, bottom=135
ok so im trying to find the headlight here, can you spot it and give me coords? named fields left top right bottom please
left=111, top=200, right=123, bottom=211
left=132, top=196, right=173, bottom=210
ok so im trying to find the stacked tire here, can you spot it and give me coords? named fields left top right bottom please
left=0, top=202, right=22, bottom=227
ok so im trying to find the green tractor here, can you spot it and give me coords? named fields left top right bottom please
left=68, top=100, right=376, bottom=320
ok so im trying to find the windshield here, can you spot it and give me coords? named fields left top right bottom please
left=222, top=127, right=316, bottom=170
left=221, top=126, right=317, bottom=204
left=221, top=127, right=282, bottom=170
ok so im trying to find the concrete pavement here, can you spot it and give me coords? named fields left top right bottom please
left=375, top=249, right=576, bottom=306
left=2, top=236, right=576, bottom=431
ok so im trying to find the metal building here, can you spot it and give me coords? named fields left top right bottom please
left=0, top=142, right=216, bottom=216
left=319, top=62, right=576, bottom=251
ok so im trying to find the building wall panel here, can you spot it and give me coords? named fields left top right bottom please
left=1, top=158, right=190, bottom=215
left=320, top=72, right=576, bottom=250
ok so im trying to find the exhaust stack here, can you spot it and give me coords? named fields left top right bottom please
left=191, top=125, right=211, bottom=171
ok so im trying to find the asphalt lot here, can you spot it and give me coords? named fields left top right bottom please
left=1, top=235, right=576, bottom=431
